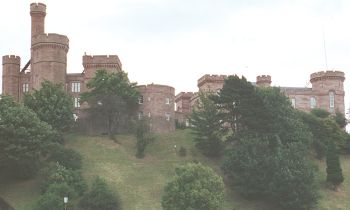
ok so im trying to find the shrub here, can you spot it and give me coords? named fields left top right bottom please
left=48, top=145, right=82, bottom=170
left=178, top=146, right=187, bottom=157
left=80, top=177, right=121, bottom=210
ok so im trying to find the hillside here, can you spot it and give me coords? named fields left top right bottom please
left=0, top=129, right=349, bottom=209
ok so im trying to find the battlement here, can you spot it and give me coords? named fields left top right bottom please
left=30, top=3, right=46, bottom=15
left=137, top=84, right=175, bottom=93
left=175, top=92, right=194, bottom=102
left=310, top=71, right=345, bottom=82
left=31, top=33, right=69, bottom=46
left=256, top=75, right=272, bottom=86
left=198, top=74, right=228, bottom=87
left=83, top=55, right=121, bottom=66
left=2, top=55, right=21, bottom=65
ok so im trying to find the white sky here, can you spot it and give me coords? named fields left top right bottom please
left=1, top=0, right=349, bottom=109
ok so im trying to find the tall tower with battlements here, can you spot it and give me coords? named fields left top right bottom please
left=30, top=3, right=69, bottom=90
left=2, top=55, right=21, bottom=100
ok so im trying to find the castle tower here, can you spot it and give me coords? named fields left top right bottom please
left=2, top=55, right=21, bottom=101
left=83, top=55, right=122, bottom=80
left=310, top=71, right=345, bottom=114
left=30, top=3, right=69, bottom=90
left=30, top=3, right=46, bottom=40
left=256, top=75, right=271, bottom=87
left=197, top=74, right=228, bottom=92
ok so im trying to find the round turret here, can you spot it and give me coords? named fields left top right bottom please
left=256, top=75, right=271, bottom=87
left=2, top=55, right=21, bottom=101
left=30, top=33, right=69, bottom=90
left=137, top=84, right=175, bottom=133
left=30, top=3, right=46, bottom=38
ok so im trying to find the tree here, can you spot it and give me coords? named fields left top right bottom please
left=23, top=81, right=74, bottom=132
left=190, top=92, right=226, bottom=157
left=212, top=75, right=268, bottom=134
left=333, top=111, right=347, bottom=129
left=81, top=69, right=139, bottom=138
left=326, top=141, right=344, bottom=189
left=80, top=177, right=121, bottom=210
left=133, top=118, right=155, bottom=158
left=0, top=95, right=57, bottom=179
left=161, top=163, right=224, bottom=210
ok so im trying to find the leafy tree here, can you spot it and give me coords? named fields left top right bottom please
left=0, top=95, right=57, bottom=179
left=80, top=177, right=121, bottom=210
left=36, top=192, right=65, bottom=210
left=311, top=108, right=330, bottom=118
left=333, top=111, right=347, bottom=129
left=222, top=135, right=318, bottom=210
left=212, top=75, right=268, bottom=134
left=133, top=118, right=155, bottom=158
left=162, top=163, right=224, bottom=210
left=23, top=81, right=74, bottom=132
left=48, top=145, right=83, bottom=170
left=81, top=69, right=139, bottom=138
left=326, top=141, right=344, bottom=189
left=190, top=92, right=226, bottom=156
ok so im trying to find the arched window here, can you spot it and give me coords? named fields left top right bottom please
left=310, top=97, right=316, bottom=109
left=329, top=91, right=335, bottom=112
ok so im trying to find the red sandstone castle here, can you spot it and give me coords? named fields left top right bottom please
left=1, top=3, right=345, bottom=133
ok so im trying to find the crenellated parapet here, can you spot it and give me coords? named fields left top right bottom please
left=2, top=55, right=21, bottom=65
left=31, top=33, right=69, bottom=52
left=83, top=55, right=122, bottom=70
left=175, top=92, right=194, bottom=102
left=256, top=75, right=272, bottom=87
left=310, top=71, right=345, bottom=83
left=30, top=3, right=46, bottom=15
left=197, top=74, right=228, bottom=87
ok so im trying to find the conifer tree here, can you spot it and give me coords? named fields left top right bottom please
left=326, top=141, right=344, bottom=189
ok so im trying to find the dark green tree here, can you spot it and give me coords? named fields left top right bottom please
left=326, top=141, right=344, bottom=189
left=81, top=69, right=139, bottom=138
left=162, top=163, right=224, bottom=210
left=310, top=108, right=330, bottom=118
left=23, top=81, right=74, bottom=132
left=212, top=75, right=268, bottom=134
left=333, top=111, right=347, bottom=129
left=133, top=118, right=155, bottom=158
left=0, top=95, right=57, bottom=179
left=80, top=177, right=121, bottom=210
left=190, top=92, right=226, bottom=157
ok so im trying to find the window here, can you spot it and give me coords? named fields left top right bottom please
left=148, top=112, right=151, bottom=118
left=310, top=97, right=316, bottom=109
left=165, top=113, right=170, bottom=121
left=71, top=82, right=80, bottom=93
left=165, top=97, right=170, bottom=105
left=138, top=111, right=143, bottom=120
left=138, top=95, right=144, bottom=104
left=74, top=97, right=80, bottom=108
left=148, top=97, right=151, bottom=102
left=22, top=83, right=29, bottom=92
left=291, top=98, right=296, bottom=108
left=329, top=91, right=335, bottom=112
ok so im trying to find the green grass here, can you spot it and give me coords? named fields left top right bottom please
left=1, top=129, right=350, bottom=210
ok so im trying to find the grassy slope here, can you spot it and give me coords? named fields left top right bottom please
left=1, top=129, right=350, bottom=210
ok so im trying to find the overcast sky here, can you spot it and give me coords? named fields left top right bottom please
left=1, top=0, right=349, bottom=104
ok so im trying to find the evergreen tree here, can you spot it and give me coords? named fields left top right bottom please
left=326, top=141, right=344, bottom=189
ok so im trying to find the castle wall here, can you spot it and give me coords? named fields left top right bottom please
left=2, top=55, right=21, bottom=101
left=137, top=84, right=175, bottom=133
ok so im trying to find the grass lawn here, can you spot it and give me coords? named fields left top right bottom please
left=1, top=129, right=350, bottom=210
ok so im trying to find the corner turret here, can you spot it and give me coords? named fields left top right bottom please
left=30, top=3, right=46, bottom=39
left=2, top=55, right=21, bottom=101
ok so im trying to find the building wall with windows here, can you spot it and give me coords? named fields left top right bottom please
left=137, top=84, right=175, bottom=133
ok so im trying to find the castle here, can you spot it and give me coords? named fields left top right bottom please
left=1, top=3, right=345, bottom=133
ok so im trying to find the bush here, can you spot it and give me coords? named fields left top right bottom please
left=36, top=192, right=64, bottom=210
left=48, top=145, right=82, bottom=170
left=80, top=177, right=121, bottom=210
left=39, top=162, right=87, bottom=196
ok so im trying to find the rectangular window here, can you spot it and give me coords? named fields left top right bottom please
left=74, top=97, right=80, bottom=108
left=22, top=83, right=29, bottom=93
left=148, top=112, right=151, bottom=118
left=165, top=113, right=170, bottom=121
left=138, top=95, right=143, bottom=104
left=71, top=82, right=81, bottom=93
left=329, top=92, right=335, bottom=108
left=310, top=97, right=316, bottom=109
left=291, top=98, right=296, bottom=108
left=138, top=111, right=143, bottom=120
left=165, top=97, right=170, bottom=105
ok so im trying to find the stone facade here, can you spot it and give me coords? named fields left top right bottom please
left=137, top=84, right=175, bottom=133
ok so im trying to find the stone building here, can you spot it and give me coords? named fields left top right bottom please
left=175, top=71, right=345, bottom=125
left=1, top=2, right=174, bottom=133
